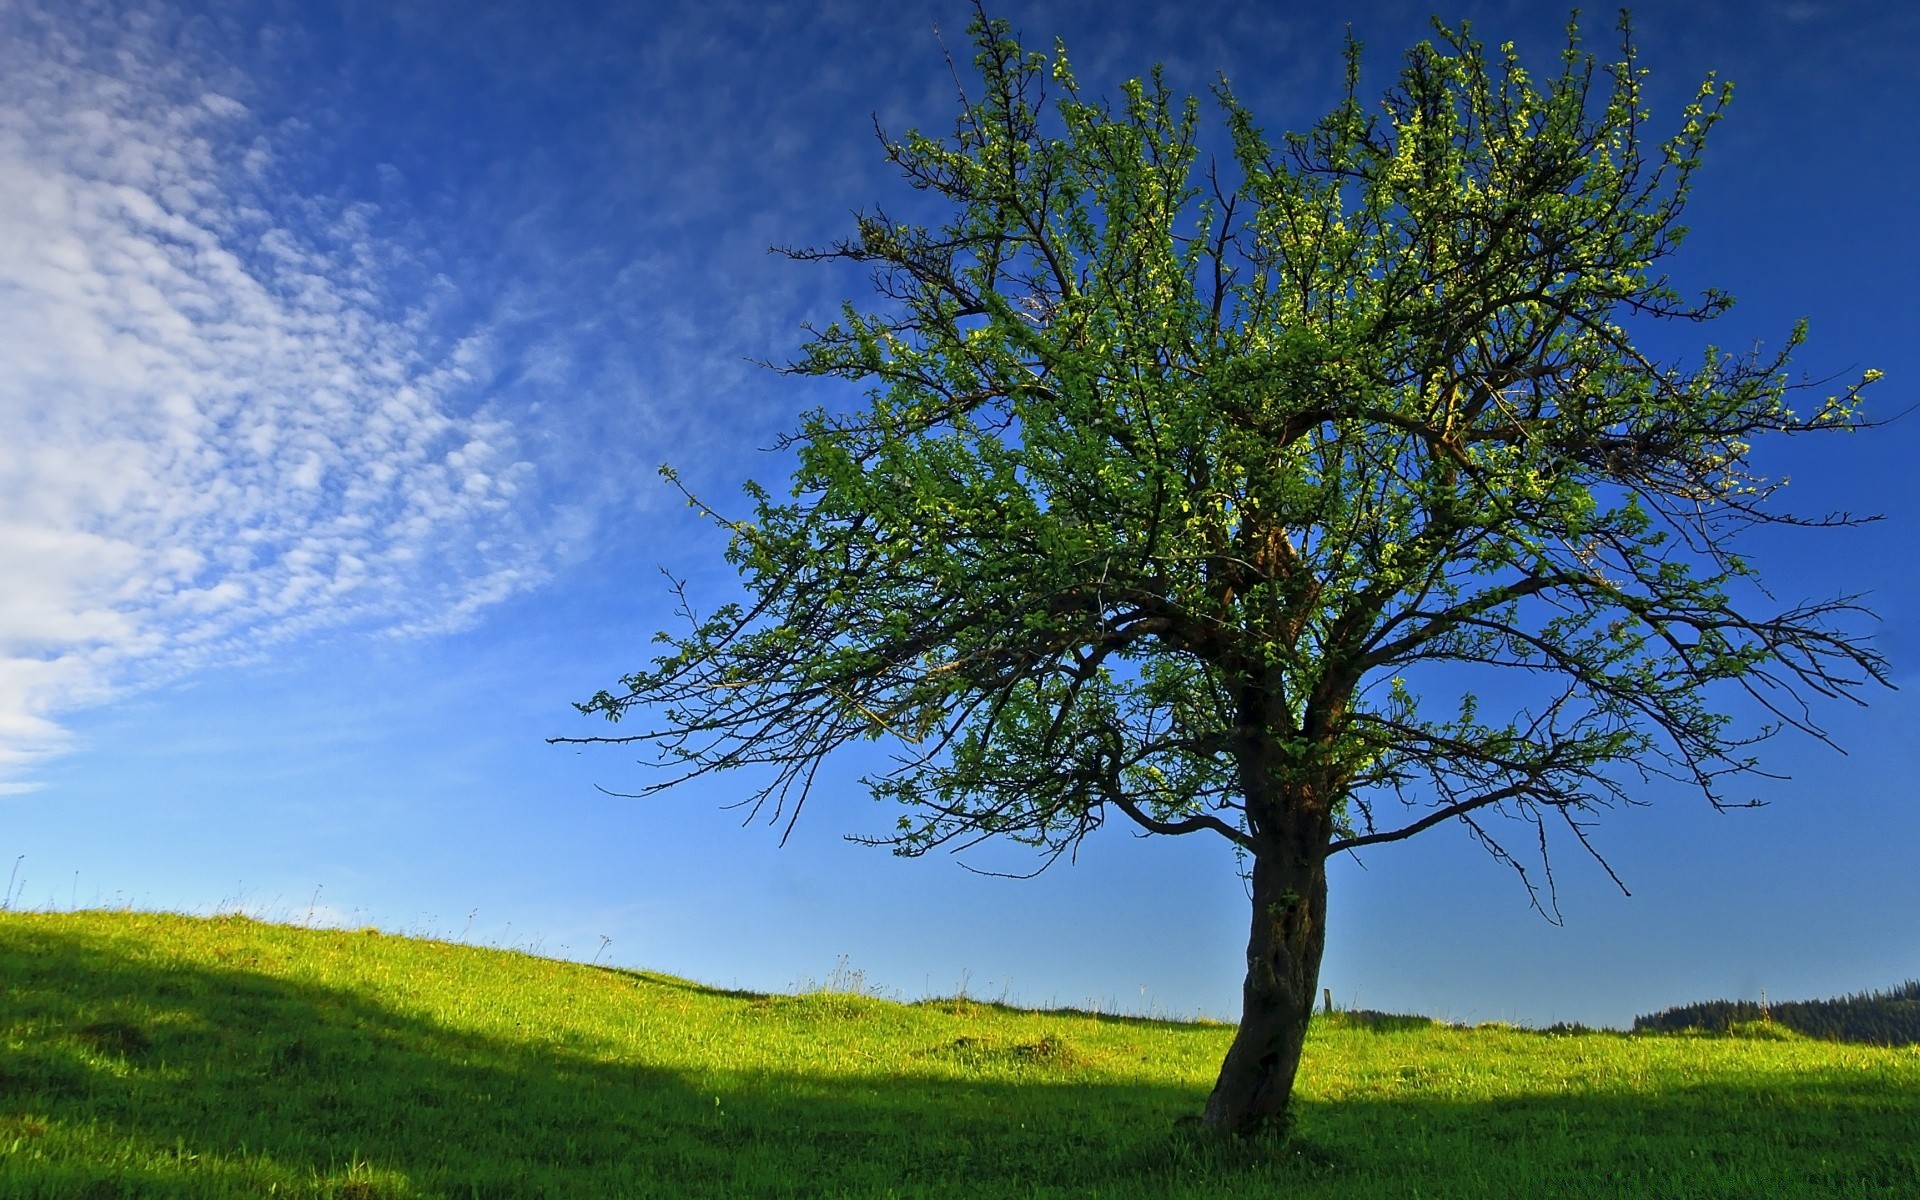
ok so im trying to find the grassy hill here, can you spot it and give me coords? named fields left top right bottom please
left=2, top=911, right=1916, bottom=1198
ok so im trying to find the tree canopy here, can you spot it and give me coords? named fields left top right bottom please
left=565, top=9, right=1887, bottom=1137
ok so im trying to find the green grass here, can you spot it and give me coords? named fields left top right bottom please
left=2, top=911, right=1916, bottom=1198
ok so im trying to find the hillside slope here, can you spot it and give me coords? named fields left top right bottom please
left=2, top=910, right=1916, bottom=1198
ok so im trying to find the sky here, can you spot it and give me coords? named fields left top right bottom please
left=2, top=0, right=1915, bottom=1030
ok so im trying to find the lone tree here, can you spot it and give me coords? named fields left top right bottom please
left=564, top=11, right=1887, bottom=1137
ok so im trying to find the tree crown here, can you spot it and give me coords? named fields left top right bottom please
left=569, top=11, right=1885, bottom=901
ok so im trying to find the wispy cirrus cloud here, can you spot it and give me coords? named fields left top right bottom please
left=0, top=3, right=548, bottom=788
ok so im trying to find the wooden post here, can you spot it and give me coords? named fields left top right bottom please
left=1323, top=987, right=1333, bottom=1015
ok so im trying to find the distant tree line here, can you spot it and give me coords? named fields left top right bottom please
left=1634, top=981, right=1920, bottom=1046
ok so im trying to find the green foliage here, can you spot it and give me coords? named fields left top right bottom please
left=570, top=8, right=1884, bottom=893
left=4, top=910, right=1919, bottom=1198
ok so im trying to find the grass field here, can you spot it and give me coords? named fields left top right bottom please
left=2, top=910, right=1916, bottom=1198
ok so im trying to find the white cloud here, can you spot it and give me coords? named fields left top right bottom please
left=0, top=3, right=547, bottom=787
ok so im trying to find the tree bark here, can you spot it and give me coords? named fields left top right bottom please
left=1200, top=841, right=1330, bottom=1138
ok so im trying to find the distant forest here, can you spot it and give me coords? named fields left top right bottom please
left=1634, top=980, right=1920, bottom=1046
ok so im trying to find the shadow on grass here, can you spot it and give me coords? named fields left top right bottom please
left=910, top=994, right=1234, bottom=1032
left=2, top=916, right=1916, bottom=1199
left=586, top=962, right=762, bottom=1001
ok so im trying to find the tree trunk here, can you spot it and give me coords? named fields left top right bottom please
left=1201, top=842, right=1330, bottom=1138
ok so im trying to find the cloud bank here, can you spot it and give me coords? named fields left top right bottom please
left=0, top=4, right=546, bottom=788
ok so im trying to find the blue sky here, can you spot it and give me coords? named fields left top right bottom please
left=2, top=0, right=1914, bottom=1028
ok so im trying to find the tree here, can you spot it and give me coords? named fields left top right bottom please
left=562, top=10, right=1887, bottom=1138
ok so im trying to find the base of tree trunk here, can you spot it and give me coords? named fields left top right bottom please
left=1198, top=847, right=1329, bottom=1138
left=1177, top=1107, right=1297, bottom=1143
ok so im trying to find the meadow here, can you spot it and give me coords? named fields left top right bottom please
left=1, top=910, right=1916, bottom=1198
